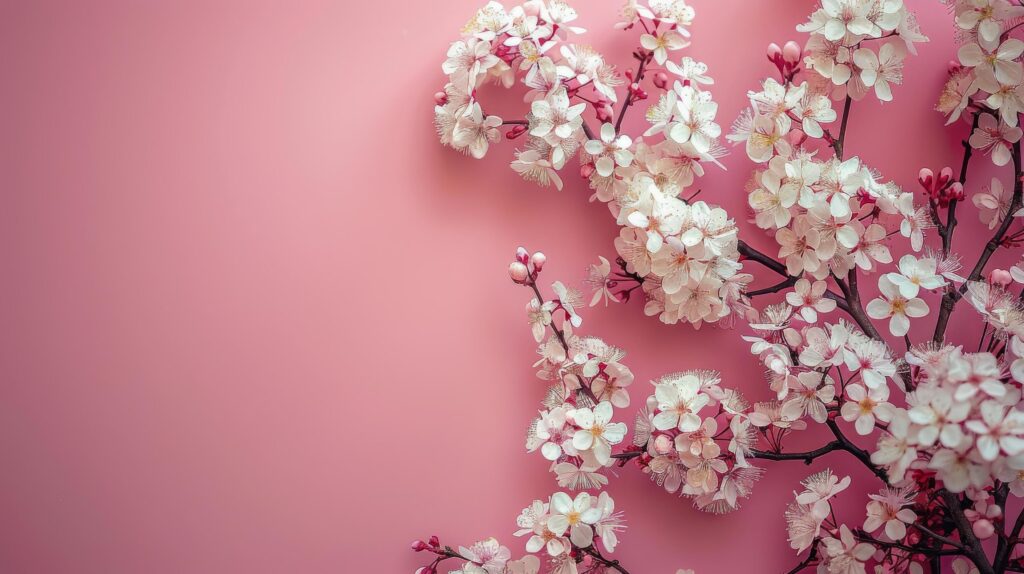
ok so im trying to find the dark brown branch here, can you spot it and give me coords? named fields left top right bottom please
left=614, top=52, right=651, bottom=133
left=941, top=490, right=996, bottom=574
left=579, top=544, right=631, bottom=574
left=933, top=139, right=1024, bottom=342
left=940, top=111, right=981, bottom=255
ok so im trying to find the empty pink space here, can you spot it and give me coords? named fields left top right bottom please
left=0, top=1, right=1015, bottom=572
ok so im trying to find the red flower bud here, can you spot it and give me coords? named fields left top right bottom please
left=653, top=72, right=669, bottom=89
left=434, top=91, right=448, bottom=106
left=411, top=540, right=430, bottom=552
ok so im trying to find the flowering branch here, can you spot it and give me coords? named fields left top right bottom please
left=430, top=2, right=1024, bottom=573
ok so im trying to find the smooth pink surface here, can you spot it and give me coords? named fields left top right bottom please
left=0, top=1, right=1015, bottom=572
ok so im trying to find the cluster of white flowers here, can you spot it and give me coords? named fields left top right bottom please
left=632, top=370, right=764, bottom=514
left=798, top=0, right=926, bottom=102
left=941, top=0, right=1024, bottom=128
left=425, top=2, right=1024, bottom=573
left=436, top=0, right=748, bottom=327
left=435, top=0, right=597, bottom=170
left=514, top=492, right=623, bottom=558
left=870, top=345, right=1024, bottom=493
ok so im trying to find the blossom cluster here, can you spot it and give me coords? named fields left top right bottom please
left=422, top=1, right=1024, bottom=573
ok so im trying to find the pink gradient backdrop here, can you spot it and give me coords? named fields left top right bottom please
left=0, top=1, right=1014, bottom=572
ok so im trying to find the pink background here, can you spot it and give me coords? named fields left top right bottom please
left=0, top=1, right=1014, bottom=572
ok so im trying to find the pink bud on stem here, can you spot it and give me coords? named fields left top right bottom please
left=974, top=519, right=996, bottom=540
left=989, top=268, right=1013, bottom=287
left=434, top=91, right=448, bottom=106
left=530, top=251, right=546, bottom=272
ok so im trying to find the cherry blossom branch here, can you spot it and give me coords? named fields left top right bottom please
left=824, top=418, right=888, bottom=482
left=750, top=441, right=845, bottom=464
left=833, top=95, right=853, bottom=159
left=939, top=111, right=981, bottom=255
left=737, top=240, right=850, bottom=312
left=614, top=51, right=652, bottom=134
left=579, top=544, right=631, bottom=574
left=941, top=490, right=997, bottom=574
left=933, top=139, right=1024, bottom=342
left=995, top=509, right=1024, bottom=572
left=784, top=544, right=819, bottom=574
left=913, top=522, right=967, bottom=552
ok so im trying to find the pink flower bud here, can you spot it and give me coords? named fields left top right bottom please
left=415, top=567, right=436, bottom=574
left=783, top=41, right=802, bottom=65
left=428, top=535, right=440, bottom=548
left=531, top=251, right=546, bottom=272
left=516, top=247, right=529, bottom=263
left=596, top=104, right=613, bottom=123
left=939, top=166, right=954, bottom=186
left=653, top=72, right=669, bottom=89
left=989, top=268, right=1013, bottom=287
left=510, top=262, right=529, bottom=283
left=786, top=127, right=806, bottom=146
left=917, top=168, right=934, bottom=191
left=766, top=43, right=782, bottom=63
left=947, top=181, right=965, bottom=201
left=411, top=540, right=429, bottom=552
left=580, top=163, right=596, bottom=179
left=653, top=434, right=673, bottom=454
left=505, top=124, right=528, bottom=139
left=974, top=518, right=996, bottom=540
left=948, top=60, right=963, bottom=74
left=434, top=91, right=448, bottom=106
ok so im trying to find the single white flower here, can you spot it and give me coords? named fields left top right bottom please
left=840, top=383, right=893, bottom=435
left=652, top=375, right=711, bottom=432
left=786, top=279, right=837, bottom=323
left=571, top=402, right=627, bottom=465
left=547, top=492, right=602, bottom=549
left=885, top=254, right=946, bottom=298
left=640, top=28, right=689, bottom=65
left=866, top=275, right=929, bottom=337
left=853, top=42, right=905, bottom=102
left=970, top=112, right=1023, bottom=166
left=584, top=123, right=633, bottom=177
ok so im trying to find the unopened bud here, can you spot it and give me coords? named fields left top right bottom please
left=509, top=262, right=530, bottom=283
left=653, top=434, right=673, bottom=454
left=989, top=268, right=1013, bottom=287
left=434, top=91, right=448, bottom=106
left=596, top=104, right=613, bottom=123
left=974, top=518, right=996, bottom=540
left=783, top=41, right=802, bottom=65
left=653, top=72, right=669, bottom=89
left=947, top=181, right=964, bottom=201
left=767, top=43, right=782, bottom=63
left=505, top=124, right=528, bottom=139
left=428, top=536, right=440, bottom=548
left=530, top=252, right=546, bottom=272
left=917, top=168, right=934, bottom=191
left=580, top=163, right=596, bottom=179
left=415, top=567, right=436, bottom=574
left=939, top=166, right=954, bottom=185
left=411, top=540, right=430, bottom=552
left=516, top=247, right=529, bottom=263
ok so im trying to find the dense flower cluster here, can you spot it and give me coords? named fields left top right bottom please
left=434, top=0, right=745, bottom=327
left=421, top=1, right=1024, bottom=573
